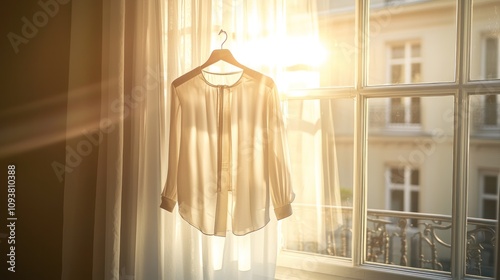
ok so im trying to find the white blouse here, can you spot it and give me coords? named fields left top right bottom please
left=160, top=67, right=295, bottom=236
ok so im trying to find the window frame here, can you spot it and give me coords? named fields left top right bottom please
left=276, top=1, right=500, bottom=280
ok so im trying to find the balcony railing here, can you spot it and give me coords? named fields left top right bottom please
left=283, top=204, right=497, bottom=277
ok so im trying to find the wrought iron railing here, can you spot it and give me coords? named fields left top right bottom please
left=283, top=204, right=497, bottom=277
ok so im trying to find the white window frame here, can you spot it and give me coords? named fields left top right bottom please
left=276, top=1, right=500, bottom=280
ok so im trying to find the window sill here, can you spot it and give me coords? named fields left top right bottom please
left=275, top=250, right=457, bottom=280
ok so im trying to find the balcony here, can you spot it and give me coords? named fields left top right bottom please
left=283, top=204, right=497, bottom=277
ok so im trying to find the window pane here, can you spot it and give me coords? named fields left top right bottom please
left=410, top=97, right=421, bottom=124
left=484, top=175, right=498, bottom=195
left=471, top=0, right=500, bottom=80
left=316, top=1, right=355, bottom=87
left=471, top=94, right=500, bottom=132
left=411, top=43, right=421, bottom=58
left=485, top=38, right=498, bottom=79
left=367, top=95, right=454, bottom=273
left=485, top=95, right=498, bottom=126
left=410, top=191, right=419, bottom=213
left=369, top=0, right=456, bottom=85
left=467, top=94, right=500, bottom=278
left=390, top=190, right=404, bottom=211
left=411, top=63, right=421, bottom=83
left=390, top=167, right=405, bottom=184
left=392, top=45, right=405, bottom=59
left=391, top=65, right=405, bottom=84
left=390, top=98, right=405, bottom=123
left=410, top=169, right=419, bottom=186
left=482, top=200, right=497, bottom=220
left=282, top=98, right=354, bottom=259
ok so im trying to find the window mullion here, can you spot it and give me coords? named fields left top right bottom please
left=352, top=0, right=369, bottom=269
left=451, top=0, right=472, bottom=278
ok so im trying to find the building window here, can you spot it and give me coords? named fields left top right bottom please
left=387, top=42, right=421, bottom=127
left=389, top=42, right=421, bottom=84
left=484, top=94, right=499, bottom=127
left=389, top=97, right=421, bottom=125
left=387, top=167, right=419, bottom=213
left=480, top=171, right=499, bottom=220
left=484, top=36, right=499, bottom=80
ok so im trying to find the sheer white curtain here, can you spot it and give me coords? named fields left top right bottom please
left=161, top=1, right=286, bottom=279
left=63, top=0, right=330, bottom=279
left=162, top=1, right=337, bottom=279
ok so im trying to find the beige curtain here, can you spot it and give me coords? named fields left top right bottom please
left=63, top=0, right=165, bottom=279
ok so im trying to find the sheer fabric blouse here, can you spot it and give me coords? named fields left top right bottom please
left=160, top=67, right=295, bottom=236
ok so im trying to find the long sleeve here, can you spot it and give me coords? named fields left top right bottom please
left=267, top=85, right=295, bottom=220
left=160, top=85, right=181, bottom=212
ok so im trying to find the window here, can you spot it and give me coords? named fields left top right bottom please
left=484, top=94, right=499, bottom=127
left=484, top=36, right=499, bottom=80
left=389, top=97, right=421, bottom=125
left=480, top=171, right=499, bottom=220
left=386, top=166, right=419, bottom=214
left=387, top=42, right=422, bottom=126
left=276, top=1, right=500, bottom=280
left=388, top=42, right=422, bottom=84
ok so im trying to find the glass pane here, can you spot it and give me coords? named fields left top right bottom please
left=410, top=191, right=419, bottom=213
left=484, top=175, right=498, bottom=195
left=411, top=63, right=421, bottom=83
left=391, top=65, right=405, bottom=84
left=369, top=0, right=456, bottom=85
left=390, top=97, right=405, bottom=123
left=410, top=97, right=421, bottom=124
left=467, top=94, right=500, bottom=278
left=390, top=167, right=405, bottom=184
left=485, top=38, right=498, bottom=79
left=392, top=45, right=405, bottom=59
left=390, top=190, right=404, bottom=211
left=410, top=169, right=419, bottom=186
left=485, top=95, right=498, bottom=126
left=483, top=200, right=497, bottom=220
left=471, top=0, right=500, bottom=80
left=411, top=43, right=421, bottom=58
left=282, top=98, right=354, bottom=259
left=367, top=95, right=454, bottom=273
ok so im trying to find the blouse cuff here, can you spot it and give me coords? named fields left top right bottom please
left=160, top=196, right=176, bottom=212
left=274, top=203, right=293, bottom=220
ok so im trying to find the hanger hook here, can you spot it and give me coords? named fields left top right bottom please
left=218, top=29, right=228, bottom=49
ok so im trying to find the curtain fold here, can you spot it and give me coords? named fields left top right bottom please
left=64, top=0, right=165, bottom=279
